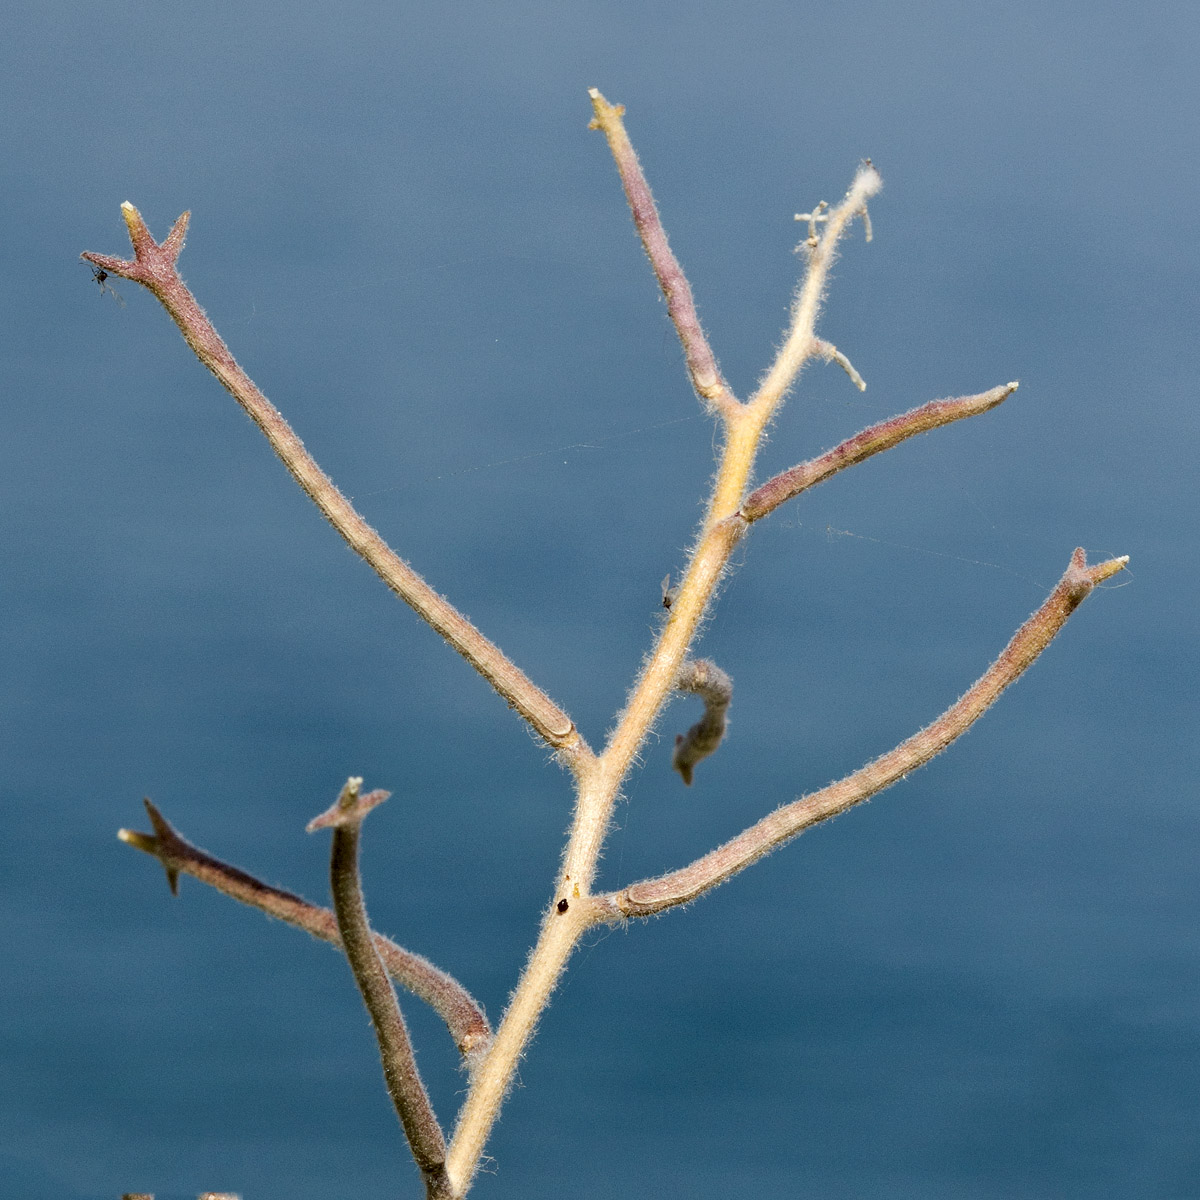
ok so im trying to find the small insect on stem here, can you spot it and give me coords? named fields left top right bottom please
left=89, top=265, right=125, bottom=307
left=661, top=573, right=680, bottom=611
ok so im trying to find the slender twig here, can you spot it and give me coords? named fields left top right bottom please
left=81, top=210, right=590, bottom=769
left=672, top=659, right=733, bottom=785
left=308, top=779, right=451, bottom=1199
left=742, top=383, right=1018, bottom=522
left=588, top=89, right=740, bottom=419
left=596, top=548, right=1129, bottom=919
left=812, top=338, right=867, bottom=391
left=119, top=799, right=490, bottom=1059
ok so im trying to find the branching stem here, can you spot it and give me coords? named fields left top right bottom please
left=596, top=548, right=1128, bottom=918
left=742, top=383, right=1019, bottom=521
left=118, top=800, right=490, bottom=1058
left=751, top=161, right=881, bottom=422
left=447, top=97, right=893, bottom=1195
left=96, top=91, right=1127, bottom=1199
left=81, top=210, right=590, bottom=770
left=812, top=338, right=867, bottom=391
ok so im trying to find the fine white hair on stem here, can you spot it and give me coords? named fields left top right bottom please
left=751, top=161, right=882, bottom=421
left=88, top=89, right=1124, bottom=1199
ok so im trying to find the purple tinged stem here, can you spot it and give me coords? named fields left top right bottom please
left=603, top=548, right=1128, bottom=918
left=119, top=799, right=490, bottom=1059
left=308, top=781, right=450, bottom=1196
left=742, top=383, right=1018, bottom=522
left=82, top=207, right=585, bottom=762
left=588, top=90, right=739, bottom=417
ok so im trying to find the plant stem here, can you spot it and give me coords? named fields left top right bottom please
left=742, top=383, right=1018, bottom=521
left=446, top=897, right=591, bottom=1190
left=119, top=800, right=490, bottom=1058
left=93, top=92, right=1124, bottom=1198
left=750, top=162, right=881, bottom=422
left=597, top=548, right=1129, bottom=917
left=587, top=89, right=739, bottom=417
left=308, top=780, right=451, bottom=1198
left=813, top=338, right=868, bottom=391
left=82, top=210, right=590, bottom=769
left=446, top=96, right=883, bottom=1193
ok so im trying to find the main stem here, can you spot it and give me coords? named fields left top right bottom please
left=446, top=143, right=871, bottom=1188
left=445, top=406, right=765, bottom=1190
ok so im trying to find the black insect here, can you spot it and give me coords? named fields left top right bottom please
left=89, top=265, right=125, bottom=307
left=556, top=898, right=569, bottom=914
left=661, top=573, right=679, bottom=611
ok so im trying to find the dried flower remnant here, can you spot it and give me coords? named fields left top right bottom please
left=672, top=659, right=733, bottom=785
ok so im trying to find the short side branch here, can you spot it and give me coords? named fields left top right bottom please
left=119, top=799, right=490, bottom=1059
left=588, top=90, right=739, bottom=418
left=742, top=383, right=1017, bottom=522
left=601, top=549, right=1128, bottom=918
left=812, top=338, right=867, bottom=392
left=83, top=208, right=588, bottom=767
left=672, top=659, right=733, bottom=785
left=750, top=162, right=882, bottom=422
left=308, top=780, right=450, bottom=1197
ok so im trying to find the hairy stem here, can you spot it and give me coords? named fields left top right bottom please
left=750, top=162, right=881, bottom=421
left=447, top=96, right=885, bottom=1192
left=94, top=91, right=1125, bottom=1198
left=588, top=89, right=739, bottom=417
left=82, top=210, right=590, bottom=768
left=446, top=895, right=593, bottom=1190
left=119, top=799, right=490, bottom=1058
left=598, top=549, right=1128, bottom=918
left=742, top=383, right=1018, bottom=521
left=308, top=780, right=450, bottom=1198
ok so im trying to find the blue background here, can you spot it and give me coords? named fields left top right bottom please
left=2, top=2, right=1197, bottom=1197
